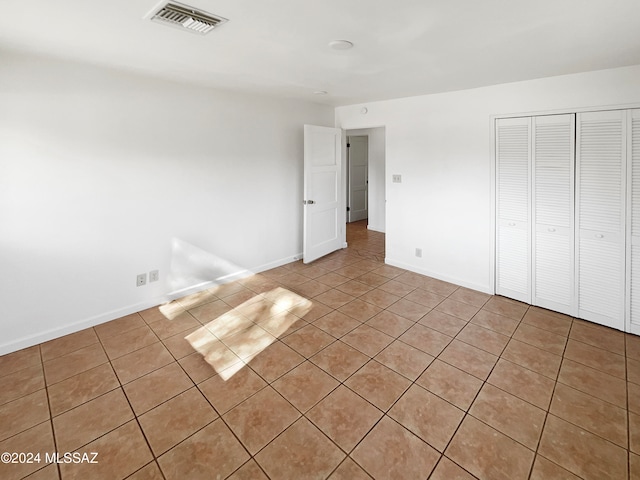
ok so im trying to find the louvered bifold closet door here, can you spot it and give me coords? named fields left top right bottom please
left=628, top=109, right=640, bottom=334
left=496, top=117, right=531, bottom=303
left=532, top=114, right=575, bottom=315
left=576, top=110, right=626, bottom=330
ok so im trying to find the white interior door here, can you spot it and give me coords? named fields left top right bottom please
left=532, top=114, right=575, bottom=315
left=348, top=136, right=368, bottom=222
left=576, top=110, right=626, bottom=330
left=495, top=116, right=531, bottom=303
left=303, top=125, right=344, bottom=264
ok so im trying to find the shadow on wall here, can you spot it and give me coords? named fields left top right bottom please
left=161, top=238, right=314, bottom=381
left=168, top=238, right=249, bottom=296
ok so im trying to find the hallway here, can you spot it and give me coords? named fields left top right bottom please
left=345, top=220, right=384, bottom=262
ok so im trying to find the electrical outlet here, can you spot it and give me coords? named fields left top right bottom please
left=149, top=270, right=159, bottom=282
left=136, top=273, right=147, bottom=287
left=392, top=174, right=402, bottom=183
left=415, top=248, right=422, bottom=258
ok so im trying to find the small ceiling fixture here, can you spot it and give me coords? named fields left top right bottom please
left=329, top=40, right=354, bottom=50
left=145, top=1, right=228, bottom=35
left=313, top=91, right=328, bottom=95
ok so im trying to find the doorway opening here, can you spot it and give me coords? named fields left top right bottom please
left=302, top=124, right=386, bottom=264
left=347, top=135, right=369, bottom=223
left=345, top=127, right=386, bottom=260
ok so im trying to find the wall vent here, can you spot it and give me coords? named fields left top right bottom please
left=145, top=1, right=228, bottom=35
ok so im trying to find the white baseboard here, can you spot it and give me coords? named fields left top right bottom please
left=367, top=225, right=385, bottom=233
left=384, top=257, right=493, bottom=295
left=0, top=253, right=303, bottom=356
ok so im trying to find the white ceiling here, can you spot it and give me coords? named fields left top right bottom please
left=1, top=0, right=640, bottom=106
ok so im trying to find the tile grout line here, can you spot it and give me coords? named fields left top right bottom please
left=433, top=308, right=525, bottom=479
left=3, top=226, right=638, bottom=479
left=97, top=325, right=166, bottom=480
left=41, top=342, right=64, bottom=480
left=312, top=279, right=491, bottom=479
left=529, top=315, right=574, bottom=480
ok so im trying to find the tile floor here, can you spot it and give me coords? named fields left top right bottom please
left=1, top=221, right=639, bottom=479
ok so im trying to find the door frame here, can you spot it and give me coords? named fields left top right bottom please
left=343, top=127, right=386, bottom=235
left=303, top=124, right=386, bottom=262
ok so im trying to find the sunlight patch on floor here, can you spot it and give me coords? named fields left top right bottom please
left=185, top=287, right=312, bottom=380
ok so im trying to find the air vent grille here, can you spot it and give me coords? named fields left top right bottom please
left=148, top=2, right=227, bottom=34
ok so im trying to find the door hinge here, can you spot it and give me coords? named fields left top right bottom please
left=347, top=143, right=351, bottom=148
left=347, top=206, right=350, bottom=212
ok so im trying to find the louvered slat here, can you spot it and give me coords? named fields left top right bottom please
left=630, top=113, right=640, bottom=237
left=535, top=229, right=573, bottom=306
left=629, top=111, right=640, bottom=327
left=576, top=110, right=626, bottom=329
left=578, top=118, right=624, bottom=232
left=497, top=121, right=529, bottom=222
left=631, top=243, right=640, bottom=326
left=579, top=238, right=624, bottom=320
left=532, top=114, right=575, bottom=314
left=497, top=224, right=529, bottom=297
left=496, top=117, right=530, bottom=302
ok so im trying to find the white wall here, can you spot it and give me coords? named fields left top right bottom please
left=346, top=127, right=386, bottom=232
left=0, top=50, right=333, bottom=354
left=336, top=65, right=640, bottom=293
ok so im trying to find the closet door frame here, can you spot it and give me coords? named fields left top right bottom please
left=491, top=102, right=640, bottom=334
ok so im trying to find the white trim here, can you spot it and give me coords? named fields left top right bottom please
left=489, top=117, right=496, bottom=294
left=490, top=102, right=640, bottom=123
left=0, top=253, right=302, bottom=356
left=626, top=109, right=632, bottom=334
left=629, top=323, right=640, bottom=336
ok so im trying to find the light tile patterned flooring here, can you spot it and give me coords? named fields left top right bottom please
left=1, top=221, right=640, bottom=479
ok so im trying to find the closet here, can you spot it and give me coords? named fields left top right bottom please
left=495, top=108, right=640, bottom=334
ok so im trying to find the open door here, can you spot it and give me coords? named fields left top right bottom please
left=303, top=125, right=344, bottom=264
left=347, top=135, right=368, bottom=222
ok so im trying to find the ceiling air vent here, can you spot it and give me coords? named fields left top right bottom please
left=146, top=1, right=228, bottom=35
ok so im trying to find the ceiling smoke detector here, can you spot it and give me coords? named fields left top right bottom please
left=145, top=1, right=228, bottom=35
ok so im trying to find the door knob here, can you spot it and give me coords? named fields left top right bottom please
left=304, top=200, right=315, bottom=205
